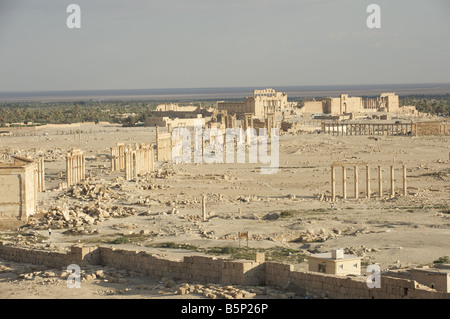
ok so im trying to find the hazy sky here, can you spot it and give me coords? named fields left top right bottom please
left=1, top=0, right=449, bottom=92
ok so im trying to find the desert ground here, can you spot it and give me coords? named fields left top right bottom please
left=0, top=115, right=449, bottom=299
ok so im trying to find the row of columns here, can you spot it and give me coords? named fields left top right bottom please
left=156, top=126, right=173, bottom=161
left=36, top=157, right=45, bottom=192
left=66, top=149, right=85, bottom=187
left=331, top=163, right=407, bottom=202
left=124, top=143, right=155, bottom=180
left=110, top=143, right=126, bottom=172
left=322, top=123, right=414, bottom=136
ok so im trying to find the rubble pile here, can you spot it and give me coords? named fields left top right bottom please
left=146, top=166, right=176, bottom=179
left=344, top=245, right=380, bottom=257
left=292, top=228, right=340, bottom=243
left=21, top=204, right=138, bottom=231
left=137, top=183, right=170, bottom=191
left=64, top=181, right=123, bottom=201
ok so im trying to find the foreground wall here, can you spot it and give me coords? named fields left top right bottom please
left=0, top=242, right=448, bottom=299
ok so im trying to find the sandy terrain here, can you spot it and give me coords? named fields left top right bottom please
left=0, top=116, right=449, bottom=298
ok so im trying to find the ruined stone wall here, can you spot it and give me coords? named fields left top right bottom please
left=415, top=122, right=446, bottom=136
left=301, top=101, right=324, bottom=114
left=264, top=261, right=449, bottom=299
left=0, top=241, right=69, bottom=268
left=0, top=159, right=38, bottom=221
left=0, top=243, right=449, bottom=299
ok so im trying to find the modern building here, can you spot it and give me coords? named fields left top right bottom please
left=410, top=264, right=450, bottom=293
left=308, top=249, right=362, bottom=276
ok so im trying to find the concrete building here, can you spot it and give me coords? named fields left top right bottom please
left=308, top=249, right=362, bottom=276
left=0, top=156, right=38, bottom=223
left=218, top=88, right=295, bottom=118
left=410, top=264, right=450, bottom=293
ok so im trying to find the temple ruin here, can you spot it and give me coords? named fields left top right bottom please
left=65, top=149, right=86, bottom=187
left=0, top=156, right=39, bottom=222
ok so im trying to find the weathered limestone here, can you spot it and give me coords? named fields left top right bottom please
left=218, top=88, right=295, bottom=118
left=366, top=165, right=370, bottom=199
left=378, top=166, right=383, bottom=198
left=0, top=242, right=448, bottom=299
left=342, top=166, right=347, bottom=199
left=265, top=113, right=275, bottom=137
left=110, top=143, right=126, bottom=172
left=403, top=165, right=407, bottom=196
left=202, top=195, right=207, bottom=221
left=331, top=162, right=407, bottom=200
left=156, top=126, right=172, bottom=161
left=304, top=93, right=403, bottom=114
left=36, top=157, right=45, bottom=192
left=124, top=143, right=154, bottom=180
left=390, top=165, right=395, bottom=198
left=322, top=121, right=449, bottom=136
left=0, top=156, right=38, bottom=222
left=66, top=149, right=85, bottom=187
left=331, top=166, right=336, bottom=202
left=243, top=113, right=254, bottom=131
left=322, top=122, right=414, bottom=136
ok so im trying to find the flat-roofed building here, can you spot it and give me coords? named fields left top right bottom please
left=308, top=248, right=361, bottom=276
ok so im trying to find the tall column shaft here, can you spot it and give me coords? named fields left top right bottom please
left=331, top=166, right=336, bottom=202
left=366, top=165, right=370, bottom=198
left=390, top=165, right=395, bottom=198
left=403, top=164, right=407, bottom=196
left=342, top=166, right=347, bottom=199
left=378, top=166, right=383, bottom=197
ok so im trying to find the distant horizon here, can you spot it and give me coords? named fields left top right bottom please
left=1, top=82, right=450, bottom=102
left=2, top=81, right=450, bottom=94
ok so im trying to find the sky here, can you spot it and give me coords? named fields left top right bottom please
left=0, top=0, right=449, bottom=92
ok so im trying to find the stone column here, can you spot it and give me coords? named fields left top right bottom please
left=124, top=148, right=131, bottom=181
left=37, top=157, right=45, bottom=192
left=81, top=154, right=85, bottom=180
left=366, top=165, right=370, bottom=199
left=202, top=195, right=207, bottom=221
left=156, top=126, right=159, bottom=160
left=66, top=154, right=72, bottom=186
left=390, top=165, right=395, bottom=198
left=354, top=165, right=358, bottom=199
left=378, top=166, right=383, bottom=197
left=110, top=147, right=116, bottom=172
left=331, top=165, right=336, bottom=202
left=403, top=164, right=407, bottom=196
left=342, top=166, right=347, bottom=199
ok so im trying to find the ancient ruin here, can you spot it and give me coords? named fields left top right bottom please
left=301, top=93, right=413, bottom=115
left=331, top=162, right=407, bottom=201
left=0, top=157, right=39, bottom=223
left=65, top=149, right=86, bottom=187
left=0, top=88, right=448, bottom=301
left=218, top=88, right=298, bottom=118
